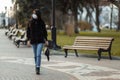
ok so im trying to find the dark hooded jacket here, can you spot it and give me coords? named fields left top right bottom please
left=27, top=17, right=48, bottom=44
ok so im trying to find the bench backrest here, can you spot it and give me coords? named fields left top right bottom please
left=73, top=36, right=114, bottom=50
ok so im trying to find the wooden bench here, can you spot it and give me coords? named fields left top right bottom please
left=14, top=30, right=27, bottom=48
left=63, top=36, right=114, bottom=60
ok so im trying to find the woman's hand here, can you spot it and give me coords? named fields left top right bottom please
left=45, top=41, right=49, bottom=47
left=27, top=40, right=31, bottom=47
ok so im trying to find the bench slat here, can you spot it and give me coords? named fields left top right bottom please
left=75, top=39, right=112, bottom=42
left=63, top=45, right=108, bottom=50
left=76, top=36, right=113, bottom=40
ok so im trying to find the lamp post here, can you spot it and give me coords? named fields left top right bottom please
left=15, top=2, right=18, bottom=29
left=51, top=0, right=61, bottom=49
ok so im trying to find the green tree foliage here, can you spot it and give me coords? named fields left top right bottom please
left=15, top=0, right=51, bottom=27
left=14, top=0, right=111, bottom=32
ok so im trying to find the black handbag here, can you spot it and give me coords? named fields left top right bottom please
left=44, top=47, right=50, bottom=61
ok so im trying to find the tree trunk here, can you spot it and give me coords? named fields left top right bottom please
left=110, top=4, right=113, bottom=30
left=74, top=6, right=79, bottom=33
left=73, top=1, right=79, bottom=33
left=95, top=0, right=101, bottom=32
left=117, top=7, right=120, bottom=31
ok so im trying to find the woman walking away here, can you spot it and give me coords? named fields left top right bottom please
left=27, top=9, right=48, bottom=75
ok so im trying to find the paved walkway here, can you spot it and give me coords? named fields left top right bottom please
left=0, top=29, right=120, bottom=80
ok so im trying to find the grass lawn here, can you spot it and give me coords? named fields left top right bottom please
left=48, top=30, right=120, bottom=57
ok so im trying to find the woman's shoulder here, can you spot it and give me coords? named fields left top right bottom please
left=38, top=19, right=43, bottom=22
left=39, top=19, right=45, bottom=24
left=29, top=19, right=36, bottom=24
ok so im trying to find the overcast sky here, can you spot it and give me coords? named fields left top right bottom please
left=0, top=0, right=12, bottom=12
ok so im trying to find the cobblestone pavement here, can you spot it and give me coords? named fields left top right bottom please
left=0, top=29, right=120, bottom=80
left=0, top=56, right=120, bottom=80
left=0, top=60, right=77, bottom=80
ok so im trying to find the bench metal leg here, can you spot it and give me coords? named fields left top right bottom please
left=98, top=49, right=102, bottom=61
left=64, top=49, right=68, bottom=58
left=74, top=50, right=79, bottom=57
left=108, top=51, right=112, bottom=60
left=15, top=40, right=20, bottom=48
left=98, top=48, right=112, bottom=60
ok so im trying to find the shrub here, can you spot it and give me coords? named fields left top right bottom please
left=78, top=21, right=92, bottom=31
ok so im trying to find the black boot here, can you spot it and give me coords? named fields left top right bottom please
left=36, top=67, right=40, bottom=75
